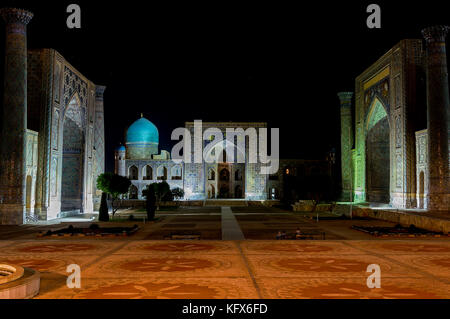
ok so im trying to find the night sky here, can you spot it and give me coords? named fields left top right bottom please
left=0, top=1, right=449, bottom=172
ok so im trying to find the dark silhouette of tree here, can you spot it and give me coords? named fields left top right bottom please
left=96, top=172, right=131, bottom=216
left=98, top=192, right=109, bottom=221
left=142, top=181, right=171, bottom=211
left=171, top=187, right=185, bottom=200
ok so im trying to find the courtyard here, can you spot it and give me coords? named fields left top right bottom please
left=1, top=206, right=450, bottom=299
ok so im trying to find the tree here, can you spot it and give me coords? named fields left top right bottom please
left=143, top=181, right=171, bottom=210
left=171, top=187, right=185, bottom=200
left=305, top=175, right=327, bottom=212
left=162, top=187, right=174, bottom=202
left=98, top=192, right=109, bottom=221
left=96, top=172, right=131, bottom=216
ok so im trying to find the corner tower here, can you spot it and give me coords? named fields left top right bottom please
left=115, top=145, right=126, bottom=176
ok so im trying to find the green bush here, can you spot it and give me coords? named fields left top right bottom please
left=162, top=190, right=174, bottom=202
left=98, top=192, right=109, bottom=221
left=171, top=187, right=185, bottom=200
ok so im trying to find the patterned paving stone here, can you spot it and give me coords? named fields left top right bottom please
left=0, top=240, right=125, bottom=256
left=256, top=277, right=450, bottom=299
left=245, top=254, right=422, bottom=279
left=36, top=277, right=259, bottom=299
left=81, top=254, right=249, bottom=279
left=113, top=241, right=239, bottom=255
left=346, top=240, right=450, bottom=255
left=1, top=239, right=450, bottom=299
left=239, top=241, right=362, bottom=255
left=386, top=254, right=450, bottom=280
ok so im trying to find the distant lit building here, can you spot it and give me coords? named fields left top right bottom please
left=116, top=119, right=269, bottom=200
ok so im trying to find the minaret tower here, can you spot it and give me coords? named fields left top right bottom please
left=0, top=8, right=33, bottom=224
left=422, top=26, right=450, bottom=211
left=337, top=92, right=354, bottom=202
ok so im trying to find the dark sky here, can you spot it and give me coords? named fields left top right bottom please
left=1, top=1, right=449, bottom=172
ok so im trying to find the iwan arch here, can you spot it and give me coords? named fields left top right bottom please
left=338, top=26, right=450, bottom=211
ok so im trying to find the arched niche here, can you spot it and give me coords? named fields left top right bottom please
left=365, top=97, right=390, bottom=204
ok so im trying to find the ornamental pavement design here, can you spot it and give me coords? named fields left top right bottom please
left=1, top=239, right=450, bottom=299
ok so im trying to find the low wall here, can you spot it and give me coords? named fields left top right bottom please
left=115, top=200, right=278, bottom=208
left=352, top=206, right=450, bottom=234
left=114, top=200, right=204, bottom=209
left=247, top=200, right=280, bottom=207
left=179, top=201, right=204, bottom=207
left=292, top=200, right=334, bottom=212
left=112, top=200, right=145, bottom=209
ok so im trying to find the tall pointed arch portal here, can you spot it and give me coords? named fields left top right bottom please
left=365, top=98, right=390, bottom=204
left=61, top=95, right=85, bottom=212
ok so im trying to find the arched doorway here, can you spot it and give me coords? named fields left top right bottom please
left=61, top=96, right=84, bottom=212
left=235, top=169, right=242, bottom=181
left=129, top=165, right=138, bottom=180
left=235, top=185, right=243, bottom=198
left=157, top=166, right=168, bottom=180
left=418, top=171, right=425, bottom=209
left=219, top=168, right=229, bottom=181
left=143, top=165, right=152, bottom=180
left=171, top=165, right=182, bottom=180
left=366, top=98, right=390, bottom=204
left=25, top=175, right=32, bottom=213
left=222, top=150, right=227, bottom=163
left=218, top=168, right=230, bottom=198
left=208, top=168, right=215, bottom=180
left=129, top=185, right=138, bottom=199
left=208, top=184, right=216, bottom=199
left=219, top=185, right=229, bottom=198
left=270, top=187, right=277, bottom=199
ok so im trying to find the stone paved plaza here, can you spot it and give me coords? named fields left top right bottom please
left=1, top=239, right=450, bottom=299
left=1, top=206, right=450, bottom=299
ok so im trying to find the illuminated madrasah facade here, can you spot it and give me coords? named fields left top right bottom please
left=115, top=118, right=274, bottom=201
left=0, top=8, right=105, bottom=225
left=114, top=115, right=183, bottom=200
left=338, top=26, right=450, bottom=211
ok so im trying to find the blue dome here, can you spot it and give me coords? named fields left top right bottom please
left=115, top=145, right=126, bottom=151
left=126, top=117, right=159, bottom=144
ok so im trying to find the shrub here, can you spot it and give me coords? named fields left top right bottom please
left=171, top=187, right=185, bottom=200
left=162, top=190, right=174, bottom=202
left=143, top=181, right=171, bottom=210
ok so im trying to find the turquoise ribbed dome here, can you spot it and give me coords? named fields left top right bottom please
left=126, top=117, right=159, bottom=144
